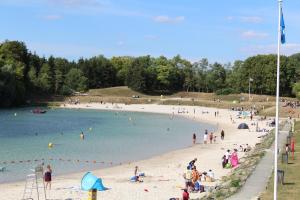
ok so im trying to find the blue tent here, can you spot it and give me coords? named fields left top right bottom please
left=81, top=172, right=108, bottom=191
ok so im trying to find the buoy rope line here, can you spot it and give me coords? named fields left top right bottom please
left=0, top=158, right=133, bottom=166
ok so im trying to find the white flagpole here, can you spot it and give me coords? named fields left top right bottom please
left=274, top=0, right=282, bottom=199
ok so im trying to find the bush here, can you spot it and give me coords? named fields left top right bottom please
left=230, top=179, right=240, bottom=187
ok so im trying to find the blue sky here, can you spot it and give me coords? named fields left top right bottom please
left=0, top=0, right=299, bottom=63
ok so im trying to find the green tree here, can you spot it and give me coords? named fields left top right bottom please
left=206, top=62, right=226, bottom=92
left=65, top=68, right=88, bottom=92
left=292, top=82, right=300, bottom=99
left=37, top=63, right=51, bottom=92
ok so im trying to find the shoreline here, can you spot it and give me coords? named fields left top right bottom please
left=0, top=103, right=272, bottom=200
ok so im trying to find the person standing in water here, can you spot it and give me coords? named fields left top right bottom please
left=44, top=165, right=52, bottom=190
left=80, top=132, right=84, bottom=140
left=192, top=133, right=196, bottom=145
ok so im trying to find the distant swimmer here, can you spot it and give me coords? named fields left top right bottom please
left=80, top=132, right=85, bottom=140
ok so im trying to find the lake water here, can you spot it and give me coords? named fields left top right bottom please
left=0, top=108, right=215, bottom=183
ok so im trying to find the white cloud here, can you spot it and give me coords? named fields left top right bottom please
left=241, top=30, right=268, bottom=39
left=44, top=14, right=62, bottom=20
left=241, top=43, right=300, bottom=56
left=153, top=15, right=185, bottom=24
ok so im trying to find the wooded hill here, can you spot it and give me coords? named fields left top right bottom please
left=1, top=40, right=300, bottom=107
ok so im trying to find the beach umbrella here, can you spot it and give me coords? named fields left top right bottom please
left=238, top=123, right=249, bottom=129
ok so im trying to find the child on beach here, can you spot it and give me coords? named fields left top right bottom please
left=44, top=165, right=52, bottom=190
left=192, top=133, right=196, bottom=145
left=133, top=166, right=143, bottom=182
left=182, top=188, right=189, bottom=200
left=225, top=150, right=230, bottom=164
left=222, top=155, right=227, bottom=168
left=209, top=132, right=213, bottom=144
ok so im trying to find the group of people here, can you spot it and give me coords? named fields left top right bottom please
left=203, top=130, right=215, bottom=144
left=194, top=129, right=224, bottom=145
left=238, top=144, right=252, bottom=152
left=131, top=166, right=144, bottom=182
left=183, top=158, right=215, bottom=194
left=222, top=149, right=239, bottom=168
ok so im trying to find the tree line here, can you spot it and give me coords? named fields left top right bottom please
left=1, top=40, right=300, bottom=107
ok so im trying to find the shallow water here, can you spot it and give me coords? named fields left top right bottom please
left=0, top=108, right=215, bottom=183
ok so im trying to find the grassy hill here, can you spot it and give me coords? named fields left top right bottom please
left=88, top=86, right=149, bottom=97
left=62, top=86, right=300, bottom=117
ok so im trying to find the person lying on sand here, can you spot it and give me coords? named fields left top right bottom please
left=131, top=166, right=143, bottom=182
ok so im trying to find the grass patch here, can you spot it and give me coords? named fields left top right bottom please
left=260, top=121, right=300, bottom=200
left=230, top=179, right=241, bottom=187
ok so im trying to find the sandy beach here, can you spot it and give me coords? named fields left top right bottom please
left=0, top=103, right=272, bottom=200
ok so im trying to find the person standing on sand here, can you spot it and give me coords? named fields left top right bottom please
left=44, top=165, right=52, bottom=190
left=225, top=150, right=230, bottom=164
left=192, top=133, right=196, bottom=145
left=203, top=132, right=208, bottom=144
left=209, top=132, right=213, bottom=144
left=221, top=130, right=225, bottom=140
